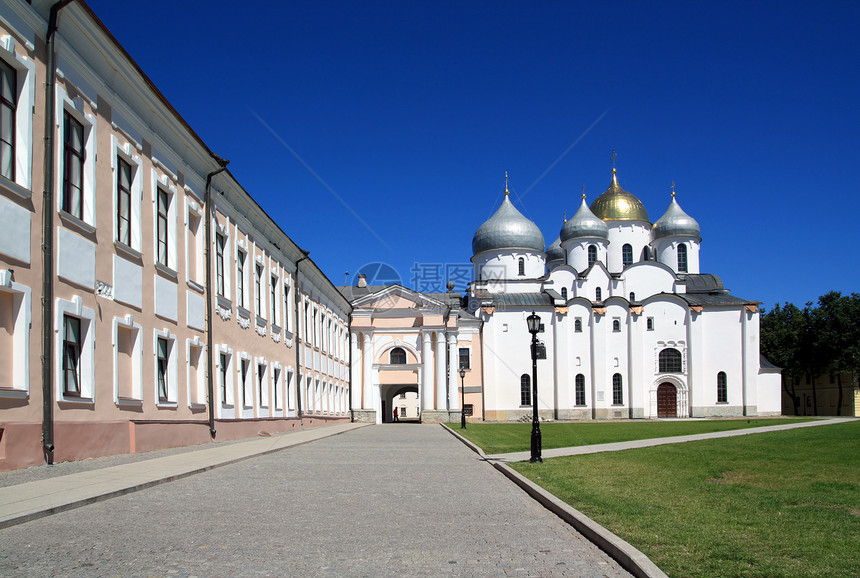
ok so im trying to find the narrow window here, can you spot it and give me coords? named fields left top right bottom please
left=62, top=315, right=82, bottom=396
left=561, top=287, right=568, bottom=299
left=0, top=60, right=16, bottom=180
left=520, top=374, right=531, bottom=406
left=219, top=353, right=228, bottom=404
left=575, top=374, right=585, bottom=405
left=459, top=347, right=470, bottom=369
left=613, top=319, right=621, bottom=332
left=677, top=243, right=688, bottom=273
left=156, top=188, right=169, bottom=266
left=629, top=292, right=635, bottom=302
left=612, top=373, right=623, bottom=405
left=241, top=358, right=250, bottom=406
left=518, top=257, right=525, bottom=276
left=595, top=287, right=602, bottom=301
left=258, top=363, right=266, bottom=407
left=271, top=275, right=278, bottom=322
left=587, top=245, right=597, bottom=267
left=717, top=371, right=727, bottom=403
left=215, top=233, right=226, bottom=296
left=390, top=347, right=407, bottom=364
left=255, top=264, right=263, bottom=317
left=283, top=283, right=291, bottom=331
left=236, top=250, right=246, bottom=308
left=622, top=243, right=633, bottom=267
left=63, top=112, right=85, bottom=219
left=659, top=348, right=683, bottom=373
left=156, top=337, right=169, bottom=402
left=647, top=317, right=654, bottom=331
left=116, top=157, right=132, bottom=245
left=574, top=318, right=582, bottom=332
left=273, top=367, right=281, bottom=409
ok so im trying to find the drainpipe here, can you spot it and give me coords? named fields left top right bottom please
left=348, top=312, right=353, bottom=422
left=293, top=252, right=309, bottom=419
left=204, top=157, right=229, bottom=438
left=41, top=0, right=76, bottom=465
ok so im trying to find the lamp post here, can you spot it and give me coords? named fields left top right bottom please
left=459, top=366, right=467, bottom=429
left=526, top=311, right=542, bottom=463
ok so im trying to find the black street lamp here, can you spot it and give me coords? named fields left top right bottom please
left=459, top=366, right=467, bottom=429
left=526, top=311, right=542, bottom=463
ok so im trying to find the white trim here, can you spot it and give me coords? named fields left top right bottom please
left=0, top=37, right=35, bottom=192
left=112, top=314, right=142, bottom=403
left=56, top=296, right=95, bottom=402
left=56, top=85, right=97, bottom=226
left=0, top=274, right=30, bottom=394
left=151, top=169, right=178, bottom=272
left=153, top=328, right=178, bottom=406
left=186, top=336, right=205, bottom=407
left=110, top=135, right=143, bottom=251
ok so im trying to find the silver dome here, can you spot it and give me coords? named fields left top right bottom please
left=546, top=236, right=564, bottom=261
left=472, top=194, right=545, bottom=255
left=653, top=196, right=700, bottom=239
left=560, top=197, right=609, bottom=242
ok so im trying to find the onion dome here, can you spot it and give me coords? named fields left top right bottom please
left=590, top=169, right=650, bottom=222
left=560, top=194, right=609, bottom=242
left=546, top=236, right=564, bottom=261
left=653, top=192, right=700, bottom=239
left=472, top=188, right=545, bottom=254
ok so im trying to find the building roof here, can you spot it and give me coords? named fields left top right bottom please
left=589, top=169, right=650, bottom=222
left=560, top=195, right=609, bottom=241
left=653, top=195, right=701, bottom=239
left=472, top=193, right=545, bottom=254
left=682, top=274, right=726, bottom=293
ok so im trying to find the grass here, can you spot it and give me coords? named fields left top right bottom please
left=509, top=421, right=860, bottom=577
left=448, top=418, right=814, bottom=454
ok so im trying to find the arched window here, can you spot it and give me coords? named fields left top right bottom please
left=587, top=245, right=597, bottom=267
left=613, top=319, right=621, bottom=332
left=642, top=246, right=652, bottom=261
left=629, top=292, right=636, bottom=302
left=390, top=347, right=406, bottom=365
left=677, top=243, right=688, bottom=273
left=612, top=373, right=623, bottom=405
left=575, top=374, right=585, bottom=405
left=561, top=287, right=568, bottom=299
left=595, top=287, right=602, bottom=301
left=622, top=244, right=633, bottom=267
left=717, top=371, right=727, bottom=403
left=518, top=257, right=525, bottom=276
left=574, top=318, right=582, bottom=332
left=659, top=348, right=682, bottom=373
left=520, top=374, right=531, bottom=406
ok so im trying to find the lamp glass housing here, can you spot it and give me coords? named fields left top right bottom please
left=526, top=311, right=541, bottom=335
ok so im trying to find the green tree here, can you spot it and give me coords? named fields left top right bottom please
left=815, top=292, right=860, bottom=416
left=760, top=302, right=805, bottom=414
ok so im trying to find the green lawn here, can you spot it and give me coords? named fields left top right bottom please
left=509, top=421, right=860, bottom=577
left=449, top=418, right=814, bottom=454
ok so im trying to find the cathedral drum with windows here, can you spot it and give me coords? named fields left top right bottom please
left=469, top=169, right=782, bottom=421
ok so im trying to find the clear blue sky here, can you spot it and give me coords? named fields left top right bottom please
left=85, top=0, right=860, bottom=309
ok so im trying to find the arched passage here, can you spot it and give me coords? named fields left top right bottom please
left=381, top=384, right=420, bottom=423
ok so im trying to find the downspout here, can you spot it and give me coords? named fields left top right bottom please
left=348, top=312, right=353, bottom=422
left=204, top=157, right=230, bottom=438
left=41, top=0, right=76, bottom=465
left=293, top=252, right=309, bottom=420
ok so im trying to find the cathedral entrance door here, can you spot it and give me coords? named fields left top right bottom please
left=657, top=383, right=677, bottom=418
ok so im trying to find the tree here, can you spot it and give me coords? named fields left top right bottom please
left=815, top=292, right=860, bottom=416
left=760, top=302, right=805, bottom=414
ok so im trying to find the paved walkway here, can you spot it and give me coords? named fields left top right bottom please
left=486, top=417, right=857, bottom=462
left=0, top=424, right=630, bottom=577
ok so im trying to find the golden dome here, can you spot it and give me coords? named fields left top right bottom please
left=589, top=169, right=650, bottom=222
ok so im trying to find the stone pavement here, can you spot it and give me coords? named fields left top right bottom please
left=485, top=416, right=857, bottom=462
left=0, top=424, right=631, bottom=577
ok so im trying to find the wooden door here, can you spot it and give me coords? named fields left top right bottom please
left=657, top=383, right=677, bottom=418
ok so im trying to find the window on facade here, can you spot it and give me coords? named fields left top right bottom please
left=574, top=318, right=582, bottom=333
left=677, top=243, right=688, bottom=273
left=587, top=245, right=597, bottom=268
left=156, top=337, right=169, bottom=403
left=520, top=374, right=531, bottom=406
left=236, top=250, right=246, bottom=308
left=115, top=157, right=132, bottom=245
left=622, top=244, right=633, bottom=268
left=215, top=233, right=226, bottom=296
left=255, top=264, right=263, bottom=317
left=717, top=371, right=727, bottom=403
left=62, top=315, right=82, bottom=396
left=612, top=373, right=623, bottom=405
left=63, top=112, right=85, bottom=219
left=273, top=367, right=281, bottom=409
left=659, top=348, right=682, bottom=373
left=271, top=275, right=278, bottom=323
left=258, top=363, right=267, bottom=407
left=220, top=353, right=229, bottom=405
left=629, top=292, right=635, bottom=302
left=518, top=257, right=525, bottom=276
left=613, top=319, right=621, bottom=332
left=400, top=392, right=406, bottom=399
left=241, top=358, right=250, bottom=406
left=595, top=287, right=602, bottom=301
left=0, top=60, right=16, bottom=181
left=647, top=317, right=654, bottom=331
left=561, top=287, right=568, bottom=299
left=390, top=347, right=407, bottom=364
left=575, top=373, right=585, bottom=406
left=283, top=283, right=291, bottom=332
left=156, top=188, right=169, bottom=266
left=115, top=323, right=137, bottom=400
left=459, top=347, right=470, bottom=369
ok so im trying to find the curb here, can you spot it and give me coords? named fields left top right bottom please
left=0, top=423, right=369, bottom=530
left=441, top=424, right=667, bottom=578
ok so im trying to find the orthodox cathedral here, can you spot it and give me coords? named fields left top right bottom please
left=345, top=168, right=782, bottom=423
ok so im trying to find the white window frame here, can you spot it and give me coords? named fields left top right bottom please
left=184, top=197, right=204, bottom=288
left=256, top=358, right=269, bottom=409
left=186, top=337, right=205, bottom=408
left=239, top=352, right=252, bottom=408
left=112, top=315, right=142, bottom=403
left=214, top=219, right=231, bottom=301
left=270, top=269, right=280, bottom=329
left=56, top=86, right=96, bottom=226
left=235, top=236, right=249, bottom=311
left=272, top=363, right=283, bottom=412
left=151, top=170, right=178, bottom=271
left=110, top=135, right=142, bottom=253
left=0, top=270, right=31, bottom=396
left=153, top=328, right=178, bottom=406
left=55, top=296, right=95, bottom=402
left=216, top=345, right=234, bottom=408
left=283, top=278, right=293, bottom=334
left=0, top=36, right=35, bottom=194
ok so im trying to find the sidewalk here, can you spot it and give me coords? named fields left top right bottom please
left=485, top=417, right=857, bottom=462
left=0, top=422, right=366, bottom=529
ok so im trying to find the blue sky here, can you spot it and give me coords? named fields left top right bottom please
left=85, top=0, right=860, bottom=309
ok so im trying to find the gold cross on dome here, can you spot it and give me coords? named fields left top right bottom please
left=610, top=148, right=617, bottom=169
left=671, top=181, right=676, bottom=197
left=504, top=171, right=509, bottom=195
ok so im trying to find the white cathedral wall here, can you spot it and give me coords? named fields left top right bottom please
left=653, top=238, right=701, bottom=275
left=474, top=251, right=546, bottom=284
left=562, top=239, right=607, bottom=272
left=606, top=222, right=652, bottom=273
left=696, top=308, right=747, bottom=416
left=642, top=297, right=690, bottom=418
left=620, top=263, right=676, bottom=302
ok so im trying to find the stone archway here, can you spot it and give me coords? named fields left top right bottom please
left=657, top=383, right=678, bottom=418
left=381, top=384, right=420, bottom=423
